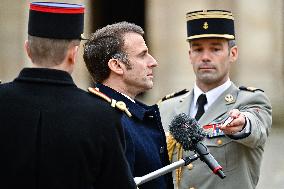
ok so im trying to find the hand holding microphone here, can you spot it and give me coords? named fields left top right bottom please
left=169, top=113, right=226, bottom=179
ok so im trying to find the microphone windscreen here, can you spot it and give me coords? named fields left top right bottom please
left=169, top=113, right=206, bottom=151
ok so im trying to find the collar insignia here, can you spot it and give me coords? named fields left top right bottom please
left=225, top=94, right=234, bottom=103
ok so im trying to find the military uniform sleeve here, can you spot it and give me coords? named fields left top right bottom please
left=235, top=90, right=272, bottom=148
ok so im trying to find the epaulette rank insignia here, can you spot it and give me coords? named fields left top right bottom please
left=239, top=86, right=264, bottom=92
left=88, top=87, right=132, bottom=117
left=157, top=89, right=189, bottom=105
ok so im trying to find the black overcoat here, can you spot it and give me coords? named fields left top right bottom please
left=0, top=68, right=135, bottom=189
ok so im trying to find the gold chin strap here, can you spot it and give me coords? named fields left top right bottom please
left=166, top=133, right=183, bottom=188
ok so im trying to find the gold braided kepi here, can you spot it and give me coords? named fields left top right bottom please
left=186, top=10, right=235, bottom=41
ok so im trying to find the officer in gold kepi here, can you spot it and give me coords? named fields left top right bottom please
left=186, top=10, right=235, bottom=40
left=159, top=9, right=272, bottom=189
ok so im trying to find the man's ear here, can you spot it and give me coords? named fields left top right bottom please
left=67, top=45, right=79, bottom=65
left=188, top=49, right=193, bottom=65
left=229, top=46, right=238, bottom=63
left=24, top=40, right=32, bottom=59
left=108, top=59, right=124, bottom=75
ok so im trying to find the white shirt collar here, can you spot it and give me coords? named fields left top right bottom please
left=119, top=92, right=136, bottom=103
left=190, top=79, right=231, bottom=117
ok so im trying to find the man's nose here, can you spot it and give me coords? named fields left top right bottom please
left=148, top=54, right=158, bottom=67
left=201, top=50, right=211, bottom=62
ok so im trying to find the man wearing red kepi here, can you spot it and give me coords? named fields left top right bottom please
left=0, top=2, right=136, bottom=189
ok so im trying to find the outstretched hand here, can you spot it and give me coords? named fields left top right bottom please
left=220, top=109, right=246, bottom=135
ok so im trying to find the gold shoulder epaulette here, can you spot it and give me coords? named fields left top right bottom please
left=239, top=86, right=264, bottom=92
left=157, top=89, right=189, bottom=105
left=88, top=87, right=132, bottom=117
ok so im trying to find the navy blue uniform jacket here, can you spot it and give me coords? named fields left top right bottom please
left=95, top=84, right=173, bottom=189
left=0, top=68, right=136, bottom=189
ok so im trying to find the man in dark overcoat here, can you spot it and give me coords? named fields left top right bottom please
left=83, top=22, right=173, bottom=189
left=0, top=2, right=136, bottom=189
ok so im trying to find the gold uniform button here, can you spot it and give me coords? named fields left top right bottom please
left=217, top=139, right=223, bottom=145
left=187, top=163, right=193, bottom=170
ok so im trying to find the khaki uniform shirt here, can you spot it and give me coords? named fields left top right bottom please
left=159, top=83, right=272, bottom=189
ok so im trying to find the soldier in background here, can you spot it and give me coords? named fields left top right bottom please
left=0, top=2, right=135, bottom=188
left=159, top=10, right=272, bottom=189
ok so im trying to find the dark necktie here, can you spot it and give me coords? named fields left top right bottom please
left=195, top=94, right=207, bottom=121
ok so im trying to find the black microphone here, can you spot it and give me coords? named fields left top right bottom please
left=169, top=113, right=226, bottom=179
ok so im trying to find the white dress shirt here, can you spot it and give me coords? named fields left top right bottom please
left=189, top=79, right=232, bottom=118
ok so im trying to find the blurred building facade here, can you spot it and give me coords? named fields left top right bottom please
left=0, top=0, right=283, bottom=188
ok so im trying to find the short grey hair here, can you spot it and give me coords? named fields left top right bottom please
left=83, top=21, right=144, bottom=83
left=228, top=39, right=236, bottom=49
